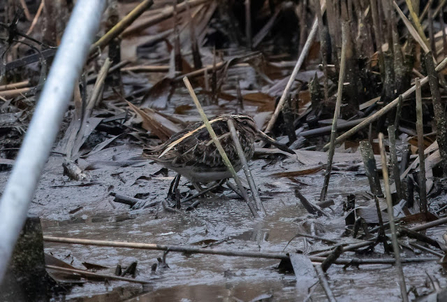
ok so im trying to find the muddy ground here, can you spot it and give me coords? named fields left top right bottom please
left=2, top=0, right=447, bottom=301
left=1, top=143, right=444, bottom=301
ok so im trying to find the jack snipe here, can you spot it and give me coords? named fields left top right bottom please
left=143, top=114, right=258, bottom=185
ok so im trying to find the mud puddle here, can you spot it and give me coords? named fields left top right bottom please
left=1, top=145, right=443, bottom=301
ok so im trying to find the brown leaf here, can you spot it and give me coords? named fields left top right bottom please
left=243, top=92, right=275, bottom=112
left=140, top=77, right=173, bottom=109
left=272, top=165, right=324, bottom=178
left=127, top=101, right=180, bottom=141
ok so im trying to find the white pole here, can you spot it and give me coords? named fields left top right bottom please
left=0, top=0, right=107, bottom=282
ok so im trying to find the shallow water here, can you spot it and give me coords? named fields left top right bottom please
left=1, top=145, right=444, bottom=301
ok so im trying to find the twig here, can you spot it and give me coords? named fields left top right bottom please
left=300, top=118, right=366, bottom=138
left=315, top=265, right=337, bottom=302
left=415, top=78, right=427, bottom=212
left=293, top=233, right=338, bottom=244
left=310, top=256, right=438, bottom=265
left=0, top=87, right=32, bottom=97
left=182, top=77, right=259, bottom=218
left=312, top=240, right=373, bottom=257
left=265, top=0, right=326, bottom=133
left=46, top=265, right=150, bottom=284
left=409, top=242, right=444, bottom=257
left=295, top=189, right=329, bottom=217
left=227, top=119, right=265, bottom=216
left=25, top=0, right=44, bottom=35
left=0, top=80, right=29, bottom=91
left=323, top=56, right=447, bottom=149
left=256, top=130, right=295, bottom=154
left=44, top=235, right=288, bottom=259
left=320, top=21, right=348, bottom=201
left=43, top=236, right=439, bottom=265
left=379, top=133, right=409, bottom=302
left=410, top=216, right=447, bottom=232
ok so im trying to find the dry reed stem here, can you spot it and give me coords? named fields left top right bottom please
left=415, top=78, right=427, bottom=212
left=43, top=236, right=438, bottom=265
left=90, top=0, right=154, bottom=54
left=183, top=76, right=259, bottom=218
left=265, top=0, right=326, bottom=133
left=227, top=119, right=265, bottom=216
left=324, top=56, right=447, bottom=149
left=393, top=1, right=430, bottom=53
left=46, top=265, right=150, bottom=284
left=379, top=133, right=409, bottom=302
left=315, top=265, right=337, bottom=302
left=320, top=21, right=348, bottom=201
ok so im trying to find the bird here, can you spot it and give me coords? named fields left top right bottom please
left=143, top=114, right=258, bottom=187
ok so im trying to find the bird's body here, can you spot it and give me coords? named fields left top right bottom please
left=143, top=114, right=258, bottom=184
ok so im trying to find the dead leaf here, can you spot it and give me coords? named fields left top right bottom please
left=127, top=101, right=180, bottom=141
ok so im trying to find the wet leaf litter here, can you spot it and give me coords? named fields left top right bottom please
left=1, top=0, right=447, bottom=301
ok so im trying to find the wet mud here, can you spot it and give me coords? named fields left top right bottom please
left=1, top=145, right=443, bottom=301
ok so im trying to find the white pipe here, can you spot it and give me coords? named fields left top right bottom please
left=0, top=0, right=106, bottom=282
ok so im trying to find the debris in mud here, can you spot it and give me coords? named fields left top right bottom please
left=2, top=0, right=447, bottom=301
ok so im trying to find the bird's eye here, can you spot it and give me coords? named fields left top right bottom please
left=243, top=121, right=248, bottom=125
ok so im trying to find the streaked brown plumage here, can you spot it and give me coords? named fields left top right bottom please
left=143, top=114, right=257, bottom=184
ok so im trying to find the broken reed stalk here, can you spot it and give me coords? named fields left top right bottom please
left=323, top=56, right=447, bottom=149
left=43, top=236, right=438, bottom=265
left=245, top=0, right=252, bottom=49
left=0, top=80, right=29, bottom=91
left=90, top=0, right=154, bottom=54
left=320, top=21, right=348, bottom=202
left=321, top=245, right=343, bottom=272
left=315, top=265, right=337, bottom=302
left=369, top=0, right=384, bottom=73
left=394, top=95, right=403, bottom=130
left=86, top=58, right=111, bottom=117
left=409, top=242, right=444, bottom=257
left=227, top=119, right=265, bottom=216
left=425, top=53, right=447, bottom=177
left=122, top=0, right=207, bottom=37
left=46, top=265, right=150, bottom=284
left=387, top=125, right=402, bottom=201
left=378, top=133, right=409, bottom=302
left=401, top=0, right=430, bottom=49
left=315, top=0, right=328, bottom=102
left=374, top=195, right=385, bottom=231
left=415, top=78, right=427, bottom=213
left=359, top=140, right=383, bottom=197
left=0, top=87, right=32, bottom=98
left=265, top=0, right=326, bottom=133
left=182, top=76, right=259, bottom=218
left=410, top=215, right=447, bottom=232
left=393, top=2, right=429, bottom=54
left=186, top=0, right=202, bottom=69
